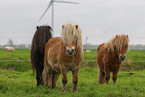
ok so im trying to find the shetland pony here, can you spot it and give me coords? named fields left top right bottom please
left=42, top=22, right=83, bottom=92
left=31, top=25, right=52, bottom=86
left=96, top=34, right=129, bottom=84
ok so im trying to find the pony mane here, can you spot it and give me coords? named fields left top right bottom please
left=104, top=34, right=129, bottom=52
left=31, top=25, right=52, bottom=54
left=61, top=22, right=82, bottom=49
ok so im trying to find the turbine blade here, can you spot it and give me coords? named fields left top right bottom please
left=39, top=1, right=53, bottom=21
left=55, top=1, right=79, bottom=4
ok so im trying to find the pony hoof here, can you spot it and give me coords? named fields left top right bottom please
left=47, top=85, right=52, bottom=89
left=73, top=88, right=78, bottom=92
left=73, top=90, right=78, bottom=92
left=62, top=89, right=66, bottom=93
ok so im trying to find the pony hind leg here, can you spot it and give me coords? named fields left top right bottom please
left=42, top=65, right=48, bottom=86
left=97, top=69, right=105, bottom=84
left=42, top=64, right=53, bottom=88
left=104, top=67, right=110, bottom=84
left=52, top=70, right=60, bottom=89
left=47, top=68, right=53, bottom=88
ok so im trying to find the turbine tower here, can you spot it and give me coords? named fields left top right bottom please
left=39, top=0, right=79, bottom=36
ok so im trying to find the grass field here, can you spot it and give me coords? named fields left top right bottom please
left=0, top=68, right=145, bottom=97
left=0, top=49, right=145, bottom=96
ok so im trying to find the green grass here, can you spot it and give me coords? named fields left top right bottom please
left=126, top=50, right=145, bottom=61
left=0, top=49, right=31, bottom=72
left=121, top=50, right=145, bottom=71
left=0, top=67, right=145, bottom=97
left=0, top=49, right=145, bottom=71
left=0, top=49, right=30, bottom=60
left=0, top=49, right=145, bottom=96
left=82, top=49, right=145, bottom=70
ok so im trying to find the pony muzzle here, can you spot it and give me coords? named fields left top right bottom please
left=66, top=47, right=75, bottom=55
left=67, top=49, right=75, bottom=55
left=120, top=55, right=126, bottom=61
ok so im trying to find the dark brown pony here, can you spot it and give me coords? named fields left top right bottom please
left=31, top=25, right=52, bottom=86
left=42, top=22, right=83, bottom=92
left=96, top=34, right=129, bottom=84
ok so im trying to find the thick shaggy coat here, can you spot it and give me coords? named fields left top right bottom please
left=42, top=22, right=83, bottom=92
left=96, top=34, right=129, bottom=84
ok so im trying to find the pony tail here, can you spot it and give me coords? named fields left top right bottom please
left=97, top=69, right=102, bottom=84
left=31, top=25, right=52, bottom=86
left=42, top=63, right=48, bottom=86
left=97, top=68, right=105, bottom=84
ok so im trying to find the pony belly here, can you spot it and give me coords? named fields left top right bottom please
left=65, top=63, right=79, bottom=71
left=103, top=59, right=121, bottom=72
left=110, top=62, right=122, bottom=72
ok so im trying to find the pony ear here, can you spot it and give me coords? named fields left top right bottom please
left=48, top=26, right=52, bottom=31
left=62, top=25, right=64, bottom=29
left=37, top=26, right=39, bottom=30
left=127, top=35, right=128, bottom=38
left=76, top=25, right=78, bottom=29
left=116, top=35, right=118, bottom=38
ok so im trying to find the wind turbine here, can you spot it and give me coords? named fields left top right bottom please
left=39, top=0, right=79, bottom=36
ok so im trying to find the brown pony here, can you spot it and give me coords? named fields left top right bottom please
left=96, top=34, right=129, bottom=84
left=42, top=22, right=83, bottom=92
left=31, top=25, right=52, bottom=86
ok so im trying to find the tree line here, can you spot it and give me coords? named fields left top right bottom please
left=0, top=39, right=145, bottom=50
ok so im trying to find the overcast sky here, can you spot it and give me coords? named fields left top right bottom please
left=0, top=0, right=145, bottom=45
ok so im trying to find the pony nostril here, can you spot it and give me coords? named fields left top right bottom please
left=71, top=49, right=74, bottom=53
left=66, top=49, right=75, bottom=55
left=67, top=49, right=69, bottom=53
left=120, top=56, right=126, bottom=61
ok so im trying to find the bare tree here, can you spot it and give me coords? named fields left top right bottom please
left=7, top=39, right=14, bottom=46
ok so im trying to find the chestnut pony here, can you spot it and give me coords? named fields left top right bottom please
left=31, top=26, right=52, bottom=86
left=42, top=22, right=83, bottom=92
left=96, top=34, right=129, bottom=84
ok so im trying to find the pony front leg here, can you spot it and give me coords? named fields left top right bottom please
left=112, top=70, right=119, bottom=84
left=72, top=68, right=79, bottom=92
left=61, top=68, right=68, bottom=93
left=105, top=72, right=110, bottom=84
left=104, top=65, right=110, bottom=84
